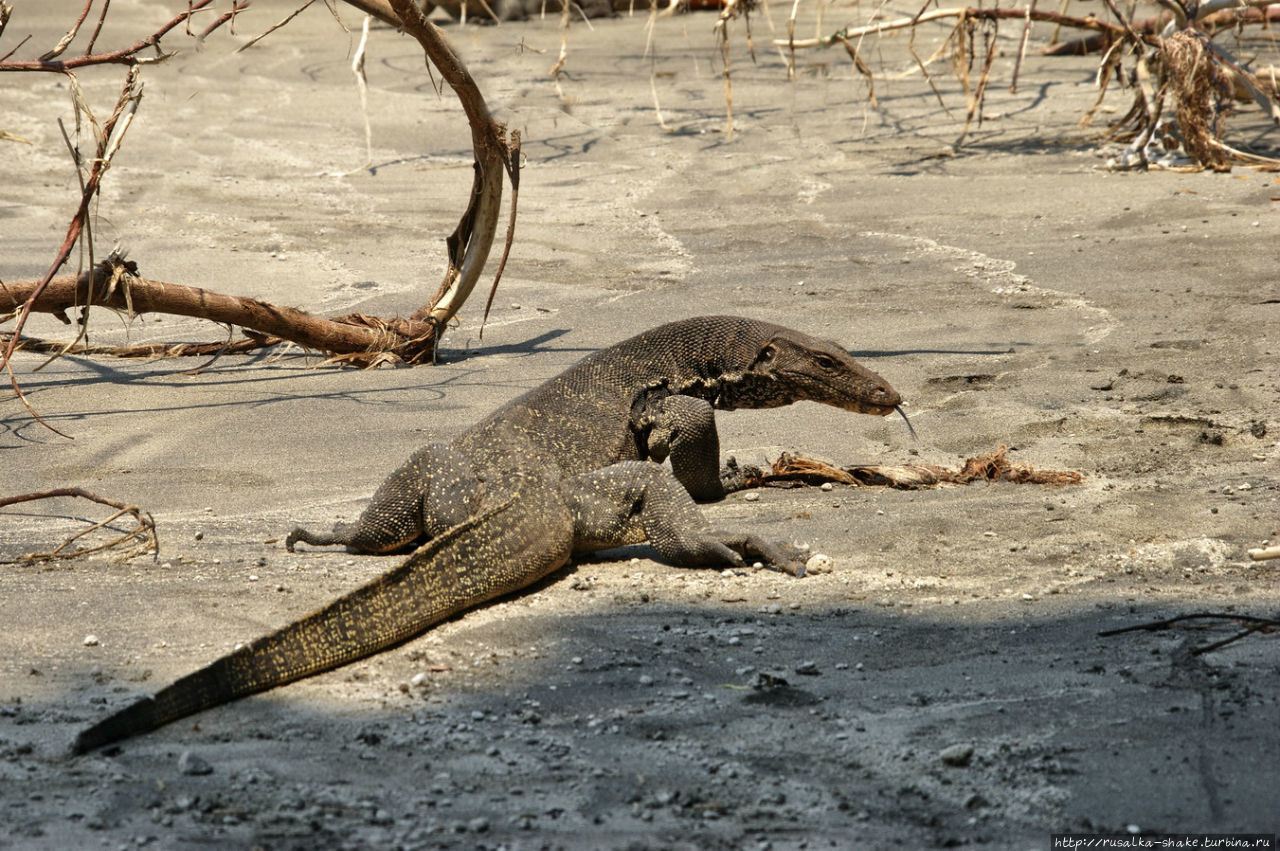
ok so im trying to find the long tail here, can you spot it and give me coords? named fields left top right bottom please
left=72, top=497, right=564, bottom=754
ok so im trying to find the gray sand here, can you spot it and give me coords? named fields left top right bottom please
left=2, top=1, right=1278, bottom=848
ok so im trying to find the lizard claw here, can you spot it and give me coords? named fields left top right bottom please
left=707, top=531, right=809, bottom=576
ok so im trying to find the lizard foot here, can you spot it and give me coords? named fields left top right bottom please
left=707, top=530, right=810, bottom=577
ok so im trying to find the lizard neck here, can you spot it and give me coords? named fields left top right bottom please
left=669, top=370, right=786, bottom=411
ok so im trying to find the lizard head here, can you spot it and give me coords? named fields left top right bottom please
left=746, top=328, right=903, bottom=417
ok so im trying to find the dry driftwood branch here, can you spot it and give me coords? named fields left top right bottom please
left=1045, top=5, right=1280, bottom=56
left=775, top=6, right=1135, bottom=50
left=384, top=0, right=521, bottom=333
left=0, top=487, right=158, bottom=563
left=1, top=0, right=518, bottom=379
left=0, top=253, right=441, bottom=362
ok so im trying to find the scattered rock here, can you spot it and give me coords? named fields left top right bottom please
left=178, top=751, right=213, bottom=776
left=82, top=635, right=99, bottom=647
left=805, top=553, right=834, bottom=574
left=940, top=743, right=974, bottom=767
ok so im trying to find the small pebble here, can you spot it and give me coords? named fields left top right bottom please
left=178, top=751, right=213, bottom=776
left=805, top=553, right=834, bottom=575
left=82, top=635, right=99, bottom=647
left=820, top=482, right=834, bottom=492
left=744, top=492, right=760, bottom=502
left=940, top=743, right=974, bottom=767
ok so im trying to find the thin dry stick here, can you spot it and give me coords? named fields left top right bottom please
left=786, top=0, right=801, bottom=79
left=549, top=0, right=574, bottom=78
left=715, top=0, right=742, bottom=139
left=83, top=0, right=111, bottom=55
left=1009, top=0, right=1036, bottom=93
left=907, top=10, right=953, bottom=113
left=775, top=6, right=1132, bottom=49
left=2, top=66, right=144, bottom=437
left=1, top=0, right=221, bottom=70
left=0, top=487, right=158, bottom=563
left=40, top=0, right=94, bottom=61
left=479, top=129, right=523, bottom=332
left=955, top=16, right=998, bottom=146
left=1049, top=0, right=1070, bottom=45
left=236, top=0, right=317, bottom=53
left=350, top=12, right=374, bottom=170
left=198, top=0, right=251, bottom=39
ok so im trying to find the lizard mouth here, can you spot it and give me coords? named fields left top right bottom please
left=855, top=402, right=897, bottom=416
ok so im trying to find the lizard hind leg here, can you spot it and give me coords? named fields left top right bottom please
left=287, top=444, right=481, bottom=555
left=286, top=522, right=359, bottom=553
left=565, top=462, right=806, bottom=574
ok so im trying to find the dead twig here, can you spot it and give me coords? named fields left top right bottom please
left=0, top=488, right=158, bottom=563
left=0, top=0, right=221, bottom=71
left=714, top=0, right=754, bottom=140
left=1, top=66, right=145, bottom=437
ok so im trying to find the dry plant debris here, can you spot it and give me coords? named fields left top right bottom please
left=760, top=445, right=1084, bottom=490
left=0, top=0, right=519, bottom=429
left=0, top=488, right=158, bottom=564
left=770, top=0, right=1280, bottom=168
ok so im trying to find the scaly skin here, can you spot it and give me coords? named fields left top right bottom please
left=73, top=316, right=903, bottom=754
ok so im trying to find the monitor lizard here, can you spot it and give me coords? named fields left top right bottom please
left=72, top=315, right=905, bottom=753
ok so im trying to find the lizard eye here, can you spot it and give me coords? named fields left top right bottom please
left=814, top=355, right=838, bottom=369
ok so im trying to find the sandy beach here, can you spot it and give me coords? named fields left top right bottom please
left=2, top=1, right=1278, bottom=847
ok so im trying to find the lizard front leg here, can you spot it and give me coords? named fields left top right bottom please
left=644, top=395, right=763, bottom=502
left=565, top=461, right=807, bottom=575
